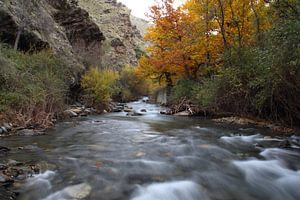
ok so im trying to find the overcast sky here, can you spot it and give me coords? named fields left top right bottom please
left=117, top=0, right=185, bottom=19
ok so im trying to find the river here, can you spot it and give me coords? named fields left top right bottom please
left=1, top=100, right=300, bottom=200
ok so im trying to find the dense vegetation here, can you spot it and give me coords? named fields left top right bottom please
left=81, top=66, right=148, bottom=109
left=0, top=45, right=70, bottom=128
left=137, top=0, right=300, bottom=126
left=0, top=45, right=148, bottom=127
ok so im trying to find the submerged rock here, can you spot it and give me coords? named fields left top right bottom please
left=17, top=129, right=45, bottom=136
left=127, top=111, right=143, bottom=116
left=44, top=183, right=92, bottom=200
left=0, top=146, right=10, bottom=154
left=112, top=108, right=123, bottom=112
left=278, top=140, right=292, bottom=149
left=0, top=187, right=16, bottom=200
left=65, top=183, right=92, bottom=199
left=7, top=159, right=23, bottom=167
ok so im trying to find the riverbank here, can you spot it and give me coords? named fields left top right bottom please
left=160, top=100, right=297, bottom=134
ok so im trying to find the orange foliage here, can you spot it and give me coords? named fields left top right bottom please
left=137, top=0, right=271, bottom=84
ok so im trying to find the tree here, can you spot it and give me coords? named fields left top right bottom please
left=139, top=0, right=185, bottom=89
left=14, top=0, right=30, bottom=50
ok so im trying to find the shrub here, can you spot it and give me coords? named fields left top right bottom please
left=118, top=65, right=148, bottom=102
left=170, top=79, right=198, bottom=103
left=170, top=79, right=218, bottom=109
left=81, top=68, right=119, bottom=106
left=0, top=44, right=68, bottom=127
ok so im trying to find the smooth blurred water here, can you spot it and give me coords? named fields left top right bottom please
left=1, top=100, right=300, bottom=200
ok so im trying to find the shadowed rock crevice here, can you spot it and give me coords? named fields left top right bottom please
left=0, top=0, right=105, bottom=67
left=0, top=10, right=49, bottom=52
left=48, top=0, right=105, bottom=66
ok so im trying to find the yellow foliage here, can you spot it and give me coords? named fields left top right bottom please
left=138, top=0, right=272, bottom=85
left=81, top=68, right=119, bottom=105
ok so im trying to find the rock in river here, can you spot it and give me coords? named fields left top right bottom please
left=64, top=110, right=79, bottom=118
left=17, top=129, right=45, bottom=136
left=127, top=111, right=143, bottom=116
left=44, top=183, right=92, bottom=200
left=65, top=183, right=92, bottom=199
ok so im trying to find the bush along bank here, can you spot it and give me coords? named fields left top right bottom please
left=0, top=45, right=65, bottom=134
left=0, top=44, right=83, bottom=136
left=80, top=66, right=149, bottom=109
left=158, top=78, right=295, bottom=134
left=0, top=44, right=150, bottom=136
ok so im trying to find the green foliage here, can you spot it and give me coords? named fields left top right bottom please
left=193, top=79, right=218, bottom=108
left=170, top=79, right=198, bottom=102
left=0, top=44, right=68, bottom=127
left=166, top=0, right=300, bottom=124
left=118, top=66, right=148, bottom=102
left=81, top=68, right=120, bottom=105
left=170, top=79, right=218, bottom=109
left=215, top=9, right=300, bottom=123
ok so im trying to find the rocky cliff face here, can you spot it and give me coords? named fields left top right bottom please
left=0, top=0, right=144, bottom=71
left=0, top=0, right=105, bottom=71
left=78, top=0, right=144, bottom=69
left=130, top=15, right=151, bottom=37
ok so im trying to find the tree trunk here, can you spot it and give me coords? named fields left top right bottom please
left=165, top=72, right=173, bottom=102
left=250, top=0, right=262, bottom=44
left=216, top=0, right=228, bottom=50
left=14, top=28, right=22, bottom=50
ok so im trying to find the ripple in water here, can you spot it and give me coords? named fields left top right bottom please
left=42, top=183, right=91, bottom=200
left=221, top=134, right=262, bottom=143
left=233, top=159, right=300, bottom=200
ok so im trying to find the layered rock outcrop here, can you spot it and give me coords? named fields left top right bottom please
left=0, top=0, right=145, bottom=71
left=78, top=0, right=144, bottom=69
left=0, top=0, right=105, bottom=70
left=130, top=15, right=151, bottom=37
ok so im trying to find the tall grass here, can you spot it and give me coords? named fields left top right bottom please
left=0, top=44, right=69, bottom=128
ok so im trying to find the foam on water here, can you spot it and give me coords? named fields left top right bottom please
left=26, top=170, right=55, bottom=190
left=233, top=159, right=300, bottom=200
left=131, top=180, right=209, bottom=200
left=260, top=148, right=300, bottom=159
left=221, top=134, right=261, bottom=143
left=42, top=183, right=92, bottom=200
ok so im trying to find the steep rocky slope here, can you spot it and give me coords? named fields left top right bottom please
left=0, top=0, right=105, bottom=71
left=0, top=0, right=144, bottom=71
left=78, top=0, right=144, bottom=69
left=130, top=15, right=151, bottom=37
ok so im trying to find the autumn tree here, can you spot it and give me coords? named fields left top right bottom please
left=138, top=0, right=220, bottom=88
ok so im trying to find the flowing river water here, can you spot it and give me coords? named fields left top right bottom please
left=1, top=100, right=300, bottom=200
